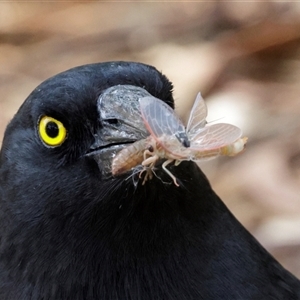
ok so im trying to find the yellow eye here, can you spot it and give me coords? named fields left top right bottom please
left=38, top=116, right=67, bottom=147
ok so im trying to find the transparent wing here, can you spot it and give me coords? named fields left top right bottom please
left=189, top=123, right=242, bottom=151
left=139, top=96, right=186, bottom=139
left=186, top=92, right=208, bottom=136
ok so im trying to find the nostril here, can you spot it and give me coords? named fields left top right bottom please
left=106, top=118, right=119, bottom=125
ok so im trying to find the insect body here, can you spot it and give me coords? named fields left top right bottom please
left=112, top=93, right=248, bottom=186
left=111, top=138, right=148, bottom=176
left=139, top=134, right=247, bottom=187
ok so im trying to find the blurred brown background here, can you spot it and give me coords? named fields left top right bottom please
left=1, top=2, right=300, bottom=277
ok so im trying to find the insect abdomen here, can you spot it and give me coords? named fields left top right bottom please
left=111, top=139, right=146, bottom=175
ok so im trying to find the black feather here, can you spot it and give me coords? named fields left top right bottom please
left=0, top=61, right=299, bottom=299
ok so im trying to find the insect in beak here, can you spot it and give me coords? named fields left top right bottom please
left=112, top=92, right=248, bottom=187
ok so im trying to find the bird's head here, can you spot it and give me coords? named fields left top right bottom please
left=0, top=61, right=183, bottom=224
left=0, top=61, right=218, bottom=297
left=0, top=61, right=206, bottom=245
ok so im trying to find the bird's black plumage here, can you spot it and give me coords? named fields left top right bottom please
left=0, top=61, right=299, bottom=300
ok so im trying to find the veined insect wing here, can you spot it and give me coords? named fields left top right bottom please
left=186, top=92, right=208, bottom=137
left=139, top=96, right=186, bottom=141
left=189, top=123, right=243, bottom=151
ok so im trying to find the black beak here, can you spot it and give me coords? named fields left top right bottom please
left=86, top=85, right=150, bottom=176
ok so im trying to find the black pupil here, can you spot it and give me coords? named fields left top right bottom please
left=46, top=121, right=59, bottom=138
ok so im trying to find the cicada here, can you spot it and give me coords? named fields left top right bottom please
left=112, top=93, right=247, bottom=186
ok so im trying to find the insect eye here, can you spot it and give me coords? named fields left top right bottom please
left=38, top=116, right=67, bottom=147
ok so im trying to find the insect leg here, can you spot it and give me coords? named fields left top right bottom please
left=174, top=160, right=182, bottom=166
left=141, top=154, right=159, bottom=167
left=162, top=159, right=179, bottom=187
left=140, top=154, right=159, bottom=185
left=139, top=140, right=158, bottom=185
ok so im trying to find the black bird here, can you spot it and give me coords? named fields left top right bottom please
left=0, top=61, right=299, bottom=300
